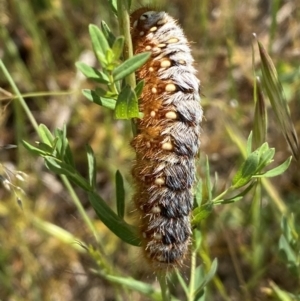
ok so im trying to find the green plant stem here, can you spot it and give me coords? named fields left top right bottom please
left=269, top=0, right=281, bottom=53
left=31, top=215, right=86, bottom=253
left=108, top=74, right=119, bottom=94
left=157, top=274, right=170, bottom=301
left=0, top=59, right=39, bottom=133
left=211, top=186, right=234, bottom=204
left=116, top=0, right=137, bottom=135
left=225, top=122, right=288, bottom=215
left=61, top=176, right=102, bottom=246
left=188, top=250, right=197, bottom=301
left=0, top=26, right=34, bottom=90
left=251, top=181, right=263, bottom=272
left=116, top=0, right=135, bottom=88
left=1, top=58, right=104, bottom=252
left=117, top=0, right=137, bottom=136
left=0, top=90, right=76, bottom=102
left=200, top=245, right=231, bottom=301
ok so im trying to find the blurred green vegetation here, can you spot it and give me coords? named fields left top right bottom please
left=1, top=0, right=300, bottom=300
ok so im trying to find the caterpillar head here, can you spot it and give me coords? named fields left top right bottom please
left=131, top=8, right=166, bottom=31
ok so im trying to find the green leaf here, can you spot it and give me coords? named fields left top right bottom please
left=281, top=216, right=297, bottom=244
left=82, top=89, right=116, bottom=110
left=246, top=131, right=253, bottom=156
left=107, top=0, right=117, bottom=14
left=194, top=178, right=203, bottom=207
left=54, top=126, right=68, bottom=160
left=258, top=40, right=299, bottom=160
left=32, top=217, right=85, bottom=253
left=22, top=140, right=49, bottom=156
left=175, top=270, right=189, bottom=297
left=135, top=80, right=145, bottom=98
left=38, top=124, right=54, bottom=146
left=127, top=88, right=139, bottom=118
left=269, top=281, right=294, bottom=301
left=86, top=144, right=96, bottom=189
left=112, top=36, right=124, bottom=60
left=64, top=143, right=75, bottom=167
left=205, top=156, right=212, bottom=201
left=192, top=203, right=213, bottom=226
left=232, top=151, right=259, bottom=188
left=44, top=156, right=91, bottom=191
left=213, top=182, right=255, bottom=205
left=115, top=170, right=125, bottom=219
left=192, top=227, right=203, bottom=252
left=88, top=192, right=141, bottom=246
left=94, top=87, right=117, bottom=98
left=89, top=24, right=110, bottom=65
left=112, top=52, right=151, bottom=81
left=101, top=21, right=116, bottom=46
left=35, top=142, right=53, bottom=154
left=194, top=259, right=218, bottom=299
left=98, top=273, right=161, bottom=299
left=114, top=85, right=130, bottom=119
left=254, top=156, right=292, bottom=178
left=257, top=147, right=274, bottom=170
left=105, top=48, right=116, bottom=69
left=75, top=62, right=109, bottom=83
left=279, top=235, right=297, bottom=268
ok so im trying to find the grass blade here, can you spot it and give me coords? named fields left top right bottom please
left=257, top=40, right=299, bottom=160
left=253, top=77, right=267, bottom=149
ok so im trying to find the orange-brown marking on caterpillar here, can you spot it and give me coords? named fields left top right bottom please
left=130, top=8, right=203, bottom=271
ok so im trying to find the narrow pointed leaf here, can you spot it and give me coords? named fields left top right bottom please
left=112, top=36, right=124, bottom=60
left=246, top=132, right=253, bottom=156
left=213, top=182, right=255, bottom=205
left=195, top=178, right=203, bottom=207
left=82, top=89, right=116, bottom=110
left=135, top=80, right=145, bottom=98
left=44, top=156, right=91, bottom=191
left=38, top=124, right=54, bottom=146
left=192, top=203, right=213, bottom=225
left=205, top=156, right=212, bottom=201
left=115, top=170, right=125, bottom=218
left=75, top=62, right=109, bottom=83
left=98, top=274, right=159, bottom=298
left=89, top=24, right=110, bottom=54
left=36, top=142, right=53, bottom=154
left=269, top=281, right=295, bottom=301
left=115, top=85, right=130, bottom=119
left=232, top=151, right=259, bottom=188
left=112, top=52, right=151, bottom=81
left=88, top=192, right=141, bottom=246
left=101, top=21, right=116, bottom=46
left=127, top=88, right=139, bottom=118
left=254, top=156, right=292, bottom=178
left=258, top=40, right=299, bottom=160
left=86, top=144, right=96, bottom=189
left=22, top=140, right=49, bottom=156
left=279, top=235, right=297, bottom=265
left=107, top=0, right=117, bottom=14
left=257, top=147, right=275, bottom=171
left=194, top=259, right=218, bottom=298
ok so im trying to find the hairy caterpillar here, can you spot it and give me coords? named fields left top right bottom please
left=130, top=8, right=202, bottom=270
